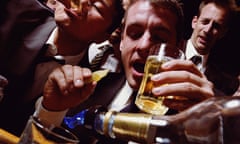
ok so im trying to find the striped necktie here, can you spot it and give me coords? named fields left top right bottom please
left=90, top=45, right=110, bottom=71
left=190, top=55, right=202, bottom=66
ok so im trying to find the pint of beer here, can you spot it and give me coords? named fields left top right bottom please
left=135, top=43, right=185, bottom=115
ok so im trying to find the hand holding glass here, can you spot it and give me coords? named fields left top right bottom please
left=135, top=43, right=185, bottom=115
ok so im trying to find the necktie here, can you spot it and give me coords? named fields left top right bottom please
left=90, top=45, right=110, bottom=71
left=190, top=55, right=202, bottom=66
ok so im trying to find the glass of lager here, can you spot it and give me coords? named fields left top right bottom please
left=70, top=0, right=92, bottom=15
left=135, top=43, right=185, bottom=115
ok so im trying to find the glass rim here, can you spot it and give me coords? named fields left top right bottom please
left=31, top=116, right=79, bottom=143
left=149, top=43, right=185, bottom=59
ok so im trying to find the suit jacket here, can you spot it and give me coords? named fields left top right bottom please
left=66, top=72, right=131, bottom=144
left=0, top=0, right=57, bottom=135
left=181, top=40, right=239, bottom=96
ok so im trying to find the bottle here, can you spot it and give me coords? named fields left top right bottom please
left=64, top=96, right=240, bottom=144
left=64, top=105, right=186, bottom=144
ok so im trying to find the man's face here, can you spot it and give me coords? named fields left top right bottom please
left=191, top=3, right=229, bottom=55
left=54, top=0, right=115, bottom=43
left=120, top=1, right=178, bottom=90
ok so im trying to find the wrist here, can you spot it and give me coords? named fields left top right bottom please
left=34, top=97, right=69, bottom=126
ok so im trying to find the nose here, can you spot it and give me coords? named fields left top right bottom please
left=136, top=32, right=153, bottom=57
left=203, top=21, right=214, bottom=33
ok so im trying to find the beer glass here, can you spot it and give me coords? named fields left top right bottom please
left=18, top=116, right=79, bottom=144
left=135, top=43, right=185, bottom=115
left=70, top=0, right=83, bottom=14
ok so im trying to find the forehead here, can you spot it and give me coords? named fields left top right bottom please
left=125, top=1, right=178, bottom=30
left=200, top=3, right=229, bottom=21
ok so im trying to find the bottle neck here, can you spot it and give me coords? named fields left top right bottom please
left=96, top=111, right=171, bottom=143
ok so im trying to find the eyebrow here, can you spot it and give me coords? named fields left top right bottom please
left=153, top=26, right=172, bottom=34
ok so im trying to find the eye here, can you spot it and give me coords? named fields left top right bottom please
left=126, top=25, right=143, bottom=40
left=151, top=34, right=167, bottom=43
left=91, top=1, right=100, bottom=10
left=91, top=0, right=110, bottom=14
left=213, top=23, right=225, bottom=32
left=200, top=19, right=210, bottom=25
left=128, top=31, right=143, bottom=40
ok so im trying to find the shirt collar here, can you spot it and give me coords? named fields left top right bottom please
left=108, top=81, right=134, bottom=111
left=186, top=40, right=209, bottom=61
left=186, top=39, right=200, bottom=59
left=46, top=27, right=58, bottom=56
left=186, top=39, right=209, bottom=72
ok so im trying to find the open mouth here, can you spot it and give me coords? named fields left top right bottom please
left=199, top=35, right=209, bottom=45
left=133, top=62, right=145, bottom=74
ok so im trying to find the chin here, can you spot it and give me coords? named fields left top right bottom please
left=128, top=79, right=140, bottom=90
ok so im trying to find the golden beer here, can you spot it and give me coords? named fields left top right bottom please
left=70, top=0, right=82, bottom=14
left=135, top=56, right=170, bottom=115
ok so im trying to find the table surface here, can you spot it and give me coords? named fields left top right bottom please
left=0, top=128, right=19, bottom=144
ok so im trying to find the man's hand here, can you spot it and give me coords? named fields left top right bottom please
left=42, top=65, right=97, bottom=111
left=151, top=59, right=214, bottom=111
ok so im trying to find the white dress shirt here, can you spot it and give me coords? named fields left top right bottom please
left=108, top=81, right=134, bottom=111
left=89, top=41, right=121, bottom=73
left=186, top=40, right=209, bottom=73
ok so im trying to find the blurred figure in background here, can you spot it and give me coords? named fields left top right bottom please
left=181, top=0, right=239, bottom=96
left=0, top=0, right=124, bottom=136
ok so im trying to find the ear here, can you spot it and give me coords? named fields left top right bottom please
left=192, top=16, right=198, bottom=29
left=119, top=41, right=123, bottom=51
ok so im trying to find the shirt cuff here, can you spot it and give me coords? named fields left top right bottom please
left=33, top=97, right=68, bottom=126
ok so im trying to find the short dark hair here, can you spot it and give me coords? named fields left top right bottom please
left=123, top=0, right=184, bottom=44
left=198, top=0, right=238, bottom=25
left=107, top=0, right=125, bottom=34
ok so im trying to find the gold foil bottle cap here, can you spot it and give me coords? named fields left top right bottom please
left=103, top=111, right=154, bottom=143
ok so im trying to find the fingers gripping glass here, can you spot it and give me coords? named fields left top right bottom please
left=135, top=43, right=185, bottom=115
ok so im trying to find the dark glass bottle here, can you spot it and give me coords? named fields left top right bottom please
left=64, top=96, right=240, bottom=144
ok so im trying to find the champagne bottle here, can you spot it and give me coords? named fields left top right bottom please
left=64, top=96, right=240, bottom=144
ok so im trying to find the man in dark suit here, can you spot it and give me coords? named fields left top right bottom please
left=181, top=0, right=239, bottom=96
left=0, top=0, right=124, bottom=136
left=33, top=0, right=215, bottom=143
